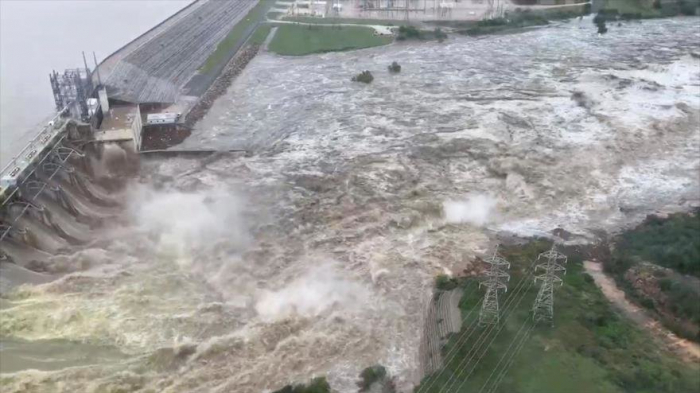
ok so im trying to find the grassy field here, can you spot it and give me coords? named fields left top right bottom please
left=267, top=11, right=285, bottom=20
left=268, top=24, right=392, bottom=56
left=599, top=0, right=660, bottom=14
left=199, top=0, right=273, bottom=73
left=598, top=0, right=699, bottom=16
left=250, top=24, right=273, bottom=46
left=416, top=240, right=700, bottom=393
left=281, top=16, right=401, bottom=26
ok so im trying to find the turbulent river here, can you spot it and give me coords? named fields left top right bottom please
left=1, top=16, right=699, bottom=393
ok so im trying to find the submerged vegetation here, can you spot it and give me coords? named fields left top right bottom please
left=457, top=12, right=550, bottom=36
left=594, top=14, right=609, bottom=34
left=396, top=25, right=448, bottom=41
left=358, top=365, right=396, bottom=392
left=435, top=274, right=460, bottom=291
left=271, top=377, right=331, bottom=393
left=388, top=61, right=402, bottom=73
left=416, top=240, right=700, bottom=393
left=352, top=71, right=374, bottom=84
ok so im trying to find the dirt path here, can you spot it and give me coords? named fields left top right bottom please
left=583, top=260, right=700, bottom=362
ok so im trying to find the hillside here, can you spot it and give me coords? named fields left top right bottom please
left=415, top=240, right=700, bottom=393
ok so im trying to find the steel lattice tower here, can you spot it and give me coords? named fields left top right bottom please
left=479, top=246, right=511, bottom=326
left=532, top=246, right=568, bottom=326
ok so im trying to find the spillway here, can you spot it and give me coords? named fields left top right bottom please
left=1, top=14, right=699, bottom=393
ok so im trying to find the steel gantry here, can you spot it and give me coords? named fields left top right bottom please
left=532, top=245, right=568, bottom=325
left=478, top=246, right=511, bottom=326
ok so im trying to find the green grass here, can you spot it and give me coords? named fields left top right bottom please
left=268, top=24, right=392, bottom=56
left=598, top=0, right=699, bottom=17
left=599, top=0, right=660, bottom=15
left=267, top=11, right=285, bottom=20
left=416, top=240, right=700, bottom=393
left=250, top=23, right=273, bottom=45
left=199, top=0, right=273, bottom=74
left=281, top=16, right=400, bottom=26
left=457, top=13, right=550, bottom=36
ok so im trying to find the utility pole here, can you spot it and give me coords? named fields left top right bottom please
left=92, top=52, right=102, bottom=87
left=479, top=246, right=511, bottom=326
left=532, top=245, right=567, bottom=326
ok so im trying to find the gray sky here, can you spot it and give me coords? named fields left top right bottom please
left=0, top=0, right=191, bottom=166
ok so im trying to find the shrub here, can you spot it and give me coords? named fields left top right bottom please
left=615, top=212, right=700, bottom=278
left=434, top=28, right=447, bottom=42
left=352, top=71, right=374, bottom=84
left=436, top=274, right=459, bottom=291
left=388, top=61, right=401, bottom=73
left=477, top=17, right=509, bottom=27
left=594, top=14, right=609, bottom=34
left=358, top=365, right=387, bottom=391
left=272, top=377, right=331, bottom=393
left=603, top=254, right=636, bottom=275
left=640, top=297, right=655, bottom=310
left=679, top=0, right=698, bottom=15
left=396, top=25, right=422, bottom=40
left=658, top=277, right=673, bottom=291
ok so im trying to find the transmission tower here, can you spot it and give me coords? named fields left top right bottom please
left=478, top=246, right=511, bottom=326
left=532, top=245, right=568, bottom=326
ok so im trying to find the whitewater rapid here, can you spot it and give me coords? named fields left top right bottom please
left=1, top=16, right=699, bottom=393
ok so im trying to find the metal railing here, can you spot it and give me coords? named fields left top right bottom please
left=0, top=132, right=80, bottom=243
left=0, top=108, right=69, bottom=192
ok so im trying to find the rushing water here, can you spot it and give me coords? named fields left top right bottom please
left=1, top=17, right=699, bottom=393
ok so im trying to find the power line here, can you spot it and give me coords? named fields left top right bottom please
left=418, top=248, right=510, bottom=393
left=478, top=246, right=510, bottom=326
left=416, top=283, right=483, bottom=393
left=485, top=323, right=536, bottom=393
left=445, top=277, right=536, bottom=393
left=453, top=246, right=569, bottom=391
left=475, top=246, right=569, bottom=393
left=477, top=319, right=534, bottom=393
left=437, top=252, right=542, bottom=393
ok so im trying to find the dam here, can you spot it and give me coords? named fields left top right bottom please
left=0, top=0, right=269, bottom=268
left=1, top=1, right=699, bottom=392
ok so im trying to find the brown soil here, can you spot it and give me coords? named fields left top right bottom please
left=584, top=260, right=700, bottom=363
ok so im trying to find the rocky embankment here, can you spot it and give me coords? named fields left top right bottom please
left=185, top=44, right=262, bottom=129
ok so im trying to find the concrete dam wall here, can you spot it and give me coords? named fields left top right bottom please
left=100, top=0, right=257, bottom=104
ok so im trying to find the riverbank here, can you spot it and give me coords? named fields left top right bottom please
left=583, top=260, right=700, bottom=361
left=416, top=238, right=700, bottom=393
left=601, top=211, right=700, bottom=343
